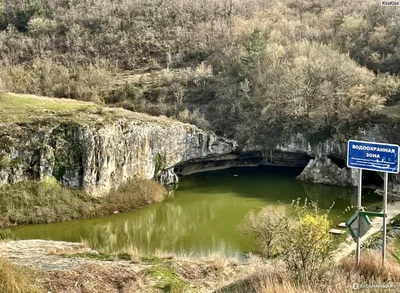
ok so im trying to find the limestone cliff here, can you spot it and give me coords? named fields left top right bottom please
left=276, top=125, right=387, bottom=159
left=0, top=103, right=236, bottom=196
left=288, top=124, right=400, bottom=189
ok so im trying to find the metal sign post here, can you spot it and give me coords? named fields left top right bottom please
left=347, top=140, right=399, bottom=266
left=383, top=172, right=388, bottom=265
left=356, top=169, right=362, bottom=265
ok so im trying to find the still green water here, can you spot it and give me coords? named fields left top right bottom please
left=9, top=167, right=381, bottom=256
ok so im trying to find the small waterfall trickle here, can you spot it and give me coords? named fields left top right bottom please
left=156, top=168, right=179, bottom=185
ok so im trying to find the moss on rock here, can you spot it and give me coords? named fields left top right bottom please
left=155, top=152, right=165, bottom=177
left=146, top=264, right=196, bottom=293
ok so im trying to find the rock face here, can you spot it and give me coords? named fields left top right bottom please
left=276, top=133, right=345, bottom=159
left=0, top=111, right=236, bottom=196
left=278, top=125, right=399, bottom=188
left=297, top=155, right=358, bottom=186
left=275, top=125, right=387, bottom=159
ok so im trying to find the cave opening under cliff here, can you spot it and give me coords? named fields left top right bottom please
left=362, top=170, right=384, bottom=187
left=330, top=157, right=384, bottom=188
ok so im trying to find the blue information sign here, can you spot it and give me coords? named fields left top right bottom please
left=347, top=140, right=400, bottom=173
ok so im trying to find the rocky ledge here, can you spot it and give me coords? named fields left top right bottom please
left=0, top=240, right=95, bottom=271
left=0, top=94, right=237, bottom=196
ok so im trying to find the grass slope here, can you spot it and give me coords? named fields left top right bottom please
left=0, top=92, right=195, bottom=128
left=0, top=93, right=102, bottom=123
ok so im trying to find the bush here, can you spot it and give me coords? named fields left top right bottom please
left=0, top=178, right=166, bottom=227
left=240, top=206, right=287, bottom=258
left=0, top=61, right=112, bottom=102
left=241, top=199, right=336, bottom=285
left=0, top=177, right=93, bottom=227
left=280, top=200, right=335, bottom=284
left=177, top=108, right=211, bottom=130
left=95, top=180, right=166, bottom=216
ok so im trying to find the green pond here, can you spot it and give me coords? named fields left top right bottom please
left=9, top=167, right=382, bottom=257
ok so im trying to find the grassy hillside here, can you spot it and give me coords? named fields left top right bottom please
left=0, top=93, right=102, bottom=122
left=0, top=93, right=197, bottom=126
left=1, top=0, right=399, bottom=146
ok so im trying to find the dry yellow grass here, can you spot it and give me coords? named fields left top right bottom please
left=41, top=263, right=138, bottom=293
left=214, top=249, right=400, bottom=293
left=126, top=246, right=142, bottom=263
left=0, top=259, right=42, bottom=293
left=215, top=272, right=318, bottom=293
left=3, top=247, right=400, bottom=293
left=340, top=250, right=400, bottom=282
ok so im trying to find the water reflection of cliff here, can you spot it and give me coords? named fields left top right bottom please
left=301, top=182, right=357, bottom=210
left=83, top=195, right=238, bottom=255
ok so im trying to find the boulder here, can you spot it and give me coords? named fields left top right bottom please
left=297, top=155, right=358, bottom=186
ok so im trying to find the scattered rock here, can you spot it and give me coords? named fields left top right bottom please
left=329, top=229, right=346, bottom=235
